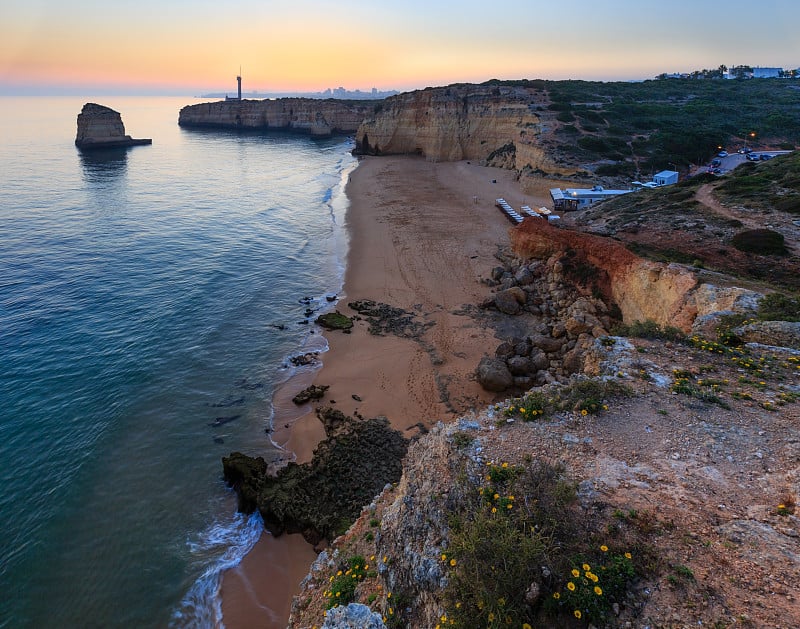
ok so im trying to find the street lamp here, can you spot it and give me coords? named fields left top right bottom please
left=744, top=132, right=756, bottom=151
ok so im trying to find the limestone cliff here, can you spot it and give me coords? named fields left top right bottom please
left=354, top=84, right=569, bottom=173
left=75, top=103, right=151, bottom=149
left=509, top=218, right=762, bottom=332
left=178, top=98, right=375, bottom=137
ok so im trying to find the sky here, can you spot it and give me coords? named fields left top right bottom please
left=2, top=0, right=800, bottom=95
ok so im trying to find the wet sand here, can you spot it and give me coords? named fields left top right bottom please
left=220, top=156, right=561, bottom=628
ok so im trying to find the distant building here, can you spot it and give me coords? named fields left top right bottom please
left=653, top=170, right=679, bottom=186
left=550, top=186, right=632, bottom=211
left=752, top=67, right=782, bottom=78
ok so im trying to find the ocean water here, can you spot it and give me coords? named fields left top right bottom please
left=0, top=96, right=356, bottom=627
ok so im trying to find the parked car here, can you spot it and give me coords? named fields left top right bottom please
left=760, top=154, right=773, bottom=161
left=711, top=158, right=721, bottom=166
left=718, top=150, right=728, bottom=157
left=747, top=153, right=760, bottom=161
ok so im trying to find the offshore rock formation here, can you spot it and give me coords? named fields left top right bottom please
left=178, top=98, right=375, bottom=137
left=354, top=83, right=569, bottom=173
left=75, top=103, right=151, bottom=149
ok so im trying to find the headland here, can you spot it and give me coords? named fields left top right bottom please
left=216, top=78, right=800, bottom=628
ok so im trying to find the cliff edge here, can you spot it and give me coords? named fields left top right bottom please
left=354, top=83, right=573, bottom=175
left=75, top=103, right=151, bottom=149
left=177, top=98, right=375, bottom=137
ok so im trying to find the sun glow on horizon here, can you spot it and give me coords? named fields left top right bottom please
left=2, top=0, right=800, bottom=95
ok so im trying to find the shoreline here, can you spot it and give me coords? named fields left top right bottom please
left=220, top=156, right=564, bottom=628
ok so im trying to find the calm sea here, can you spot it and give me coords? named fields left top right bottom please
left=0, top=96, right=356, bottom=627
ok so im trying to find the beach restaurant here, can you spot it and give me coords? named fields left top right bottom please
left=550, top=186, right=632, bottom=211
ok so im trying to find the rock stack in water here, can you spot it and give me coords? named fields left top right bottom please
left=75, top=103, right=152, bottom=149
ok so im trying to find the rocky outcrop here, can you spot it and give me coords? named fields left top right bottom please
left=222, top=414, right=407, bottom=545
left=178, top=98, right=374, bottom=137
left=733, top=320, right=800, bottom=349
left=75, top=103, right=151, bottom=149
left=354, top=84, right=569, bottom=172
left=477, top=255, right=613, bottom=392
left=510, top=218, right=701, bottom=331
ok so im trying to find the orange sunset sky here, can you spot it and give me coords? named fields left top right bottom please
left=2, top=0, right=800, bottom=95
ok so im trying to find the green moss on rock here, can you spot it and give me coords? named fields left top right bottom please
left=315, top=311, right=354, bottom=331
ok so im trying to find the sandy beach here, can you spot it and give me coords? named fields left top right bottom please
left=220, top=156, right=563, bottom=628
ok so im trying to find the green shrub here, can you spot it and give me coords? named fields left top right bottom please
left=772, top=196, right=800, bottom=214
left=554, top=550, right=635, bottom=624
left=757, top=292, right=800, bottom=321
left=731, top=229, right=787, bottom=255
left=611, top=319, right=686, bottom=342
left=325, top=555, right=367, bottom=609
left=443, top=461, right=580, bottom=628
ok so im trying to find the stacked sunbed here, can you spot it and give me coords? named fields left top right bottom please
left=495, top=199, right=525, bottom=224
left=520, top=205, right=543, bottom=218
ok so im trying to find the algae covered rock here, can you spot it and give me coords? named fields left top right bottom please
left=221, top=452, right=267, bottom=514
left=258, top=417, right=407, bottom=544
left=315, top=311, right=353, bottom=331
left=222, top=415, right=408, bottom=545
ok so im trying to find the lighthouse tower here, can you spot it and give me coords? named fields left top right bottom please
left=237, top=68, right=242, bottom=100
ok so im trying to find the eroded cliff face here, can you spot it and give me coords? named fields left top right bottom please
left=178, top=98, right=374, bottom=137
left=354, top=84, right=570, bottom=173
left=510, top=218, right=705, bottom=331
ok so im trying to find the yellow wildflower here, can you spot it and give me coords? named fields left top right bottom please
left=600, top=544, right=608, bottom=552
left=574, top=610, right=582, bottom=619
left=582, top=563, right=591, bottom=572
left=594, top=586, right=603, bottom=595
left=450, top=558, right=457, bottom=566
left=552, top=592, right=560, bottom=599
left=571, top=568, right=580, bottom=577
left=567, top=582, right=576, bottom=591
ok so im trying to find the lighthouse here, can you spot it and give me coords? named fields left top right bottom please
left=237, top=68, right=242, bottom=100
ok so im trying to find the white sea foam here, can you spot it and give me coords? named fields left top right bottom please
left=171, top=511, right=265, bottom=628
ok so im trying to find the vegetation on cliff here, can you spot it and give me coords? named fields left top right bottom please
left=481, top=77, right=800, bottom=175
left=573, top=151, right=800, bottom=291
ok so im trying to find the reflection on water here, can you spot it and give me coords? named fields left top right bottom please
left=78, top=146, right=129, bottom=183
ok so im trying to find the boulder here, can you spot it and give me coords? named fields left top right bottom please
left=529, top=349, right=550, bottom=372
left=494, top=287, right=527, bottom=315
left=476, top=357, right=514, bottom=392
left=322, top=604, right=386, bottom=628
left=75, top=103, right=151, bottom=149
left=316, top=311, right=354, bottom=331
left=507, top=355, right=532, bottom=376
left=292, top=384, right=329, bottom=405
left=565, top=312, right=603, bottom=338
left=530, top=333, right=564, bottom=354
left=494, top=341, right=516, bottom=359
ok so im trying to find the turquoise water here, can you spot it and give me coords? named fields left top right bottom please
left=0, top=97, right=355, bottom=627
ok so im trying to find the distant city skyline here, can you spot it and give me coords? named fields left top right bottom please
left=2, top=0, right=800, bottom=96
